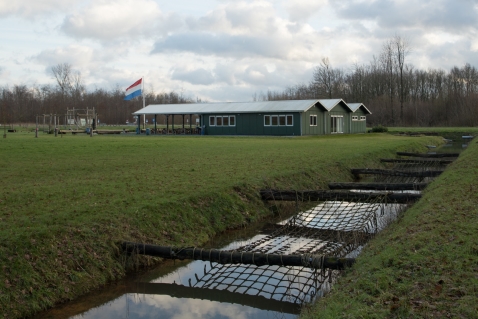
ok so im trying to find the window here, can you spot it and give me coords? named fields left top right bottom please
left=264, top=115, right=271, bottom=126
left=209, top=116, right=215, bottom=126
left=271, top=116, right=278, bottom=126
left=352, top=116, right=358, bottom=121
left=310, top=115, right=317, bottom=126
left=360, top=116, right=366, bottom=121
left=223, top=116, right=229, bottom=126
left=286, top=115, right=293, bottom=126
left=229, top=116, right=235, bottom=126
left=279, top=115, right=286, bottom=126
left=331, top=115, right=344, bottom=133
left=216, top=116, right=222, bottom=126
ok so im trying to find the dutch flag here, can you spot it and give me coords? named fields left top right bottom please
left=124, top=78, right=142, bottom=100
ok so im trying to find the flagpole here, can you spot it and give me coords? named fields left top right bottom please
left=142, top=76, right=145, bottom=129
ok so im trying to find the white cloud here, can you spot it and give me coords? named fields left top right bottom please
left=0, top=0, right=81, bottom=19
left=35, top=45, right=97, bottom=70
left=284, top=0, right=328, bottom=22
left=61, top=0, right=183, bottom=41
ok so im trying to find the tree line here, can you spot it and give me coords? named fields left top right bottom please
left=2, top=36, right=478, bottom=127
left=0, top=63, right=193, bottom=126
left=260, top=35, right=478, bottom=127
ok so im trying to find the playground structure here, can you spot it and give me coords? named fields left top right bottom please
left=36, top=108, right=98, bottom=135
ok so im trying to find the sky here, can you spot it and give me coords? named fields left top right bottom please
left=1, top=0, right=478, bottom=102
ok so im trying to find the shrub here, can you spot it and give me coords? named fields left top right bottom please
left=371, top=125, right=388, bottom=133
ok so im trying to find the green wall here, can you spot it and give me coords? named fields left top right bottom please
left=204, top=113, right=301, bottom=136
left=351, top=108, right=367, bottom=133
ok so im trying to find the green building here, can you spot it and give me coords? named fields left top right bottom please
left=348, top=103, right=372, bottom=134
left=132, top=99, right=371, bottom=136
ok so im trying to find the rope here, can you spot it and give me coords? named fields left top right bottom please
left=301, top=254, right=324, bottom=269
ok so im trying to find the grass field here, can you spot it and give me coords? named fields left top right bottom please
left=301, top=137, right=478, bottom=318
left=0, top=131, right=448, bottom=318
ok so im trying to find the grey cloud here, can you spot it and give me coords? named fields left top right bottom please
left=213, top=64, right=237, bottom=85
left=185, top=1, right=279, bottom=34
left=285, top=0, right=327, bottom=23
left=172, top=68, right=216, bottom=85
left=152, top=32, right=289, bottom=59
left=417, top=38, right=478, bottom=70
left=336, top=0, right=478, bottom=31
left=0, top=0, right=77, bottom=19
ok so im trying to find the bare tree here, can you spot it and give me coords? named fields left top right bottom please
left=393, top=35, right=410, bottom=123
left=380, top=39, right=396, bottom=124
left=312, top=57, right=345, bottom=99
left=51, top=63, right=73, bottom=94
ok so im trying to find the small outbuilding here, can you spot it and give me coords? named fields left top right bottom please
left=348, top=103, right=372, bottom=134
left=132, top=99, right=371, bottom=136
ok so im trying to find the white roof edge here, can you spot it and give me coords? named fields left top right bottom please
left=317, top=99, right=353, bottom=112
left=348, top=102, right=372, bottom=114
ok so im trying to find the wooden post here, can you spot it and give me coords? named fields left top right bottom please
left=351, top=168, right=443, bottom=178
left=328, top=182, right=428, bottom=191
left=380, top=158, right=454, bottom=164
left=122, top=242, right=355, bottom=270
left=166, top=115, right=169, bottom=134
left=396, top=152, right=459, bottom=158
left=260, top=189, right=421, bottom=203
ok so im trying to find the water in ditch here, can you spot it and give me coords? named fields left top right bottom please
left=36, top=200, right=404, bottom=319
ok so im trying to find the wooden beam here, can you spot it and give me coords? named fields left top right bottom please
left=261, top=223, right=373, bottom=243
left=351, top=168, right=443, bottom=177
left=260, top=189, right=421, bottom=203
left=396, top=152, right=459, bottom=158
left=122, top=242, right=355, bottom=270
left=328, top=182, right=428, bottom=191
left=380, top=158, right=454, bottom=164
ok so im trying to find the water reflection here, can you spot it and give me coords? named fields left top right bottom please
left=72, top=293, right=295, bottom=319
left=39, top=200, right=403, bottom=319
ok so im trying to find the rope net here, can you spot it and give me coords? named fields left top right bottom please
left=169, top=158, right=446, bottom=305
left=376, top=158, right=449, bottom=183
left=180, top=196, right=405, bottom=305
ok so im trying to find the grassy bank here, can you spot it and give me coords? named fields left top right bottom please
left=386, top=126, right=478, bottom=134
left=0, top=133, right=441, bottom=318
left=301, top=139, right=478, bottom=318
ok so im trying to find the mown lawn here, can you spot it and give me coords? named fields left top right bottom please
left=0, top=132, right=442, bottom=318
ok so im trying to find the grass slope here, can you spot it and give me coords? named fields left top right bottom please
left=0, top=133, right=441, bottom=318
left=301, top=139, right=478, bottom=318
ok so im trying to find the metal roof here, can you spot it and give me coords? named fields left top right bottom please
left=348, top=103, right=372, bottom=114
left=132, top=99, right=351, bottom=115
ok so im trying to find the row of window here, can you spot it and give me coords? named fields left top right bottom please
left=209, top=114, right=365, bottom=129
left=264, top=115, right=293, bottom=126
left=210, top=115, right=236, bottom=126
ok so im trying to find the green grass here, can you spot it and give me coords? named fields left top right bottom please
left=301, top=139, right=478, bottom=318
left=0, top=132, right=443, bottom=318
